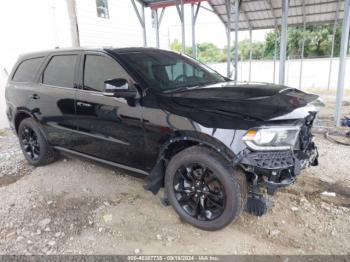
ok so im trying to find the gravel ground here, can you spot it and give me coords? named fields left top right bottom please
left=0, top=96, right=350, bottom=255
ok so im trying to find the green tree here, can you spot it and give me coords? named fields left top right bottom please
left=169, top=24, right=344, bottom=63
left=288, top=27, right=304, bottom=58
left=169, top=39, right=192, bottom=56
left=230, top=39, right=265, bottom=60
left=236, top=39, right=251, bottom=59
left=251, top=42, right=265, bottom=59
left=169, top=39, right=181, bottom=52
left=263, top=30, right=280, bottom=59
left=196, top=42, right=225, bottom=63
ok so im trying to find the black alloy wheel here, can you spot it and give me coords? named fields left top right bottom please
left=165, top=146, right=247, bottom=231
left=18, top=118, right=56, bottom=166
left=20, top=126, right=40, bottom=161
left=173, top=163, right=226, bottom=221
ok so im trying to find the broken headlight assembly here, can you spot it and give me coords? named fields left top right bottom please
left=242, top=126, right=301, bottom=151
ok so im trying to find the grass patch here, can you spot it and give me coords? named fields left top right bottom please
left=0, top=129, right=9, bottom=137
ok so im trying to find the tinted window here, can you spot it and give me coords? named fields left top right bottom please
left=83, top=54, right=129, bottom=92
left=12, top=57, right=44, bottom=82
left=117, top=51, right=225, bottom=92
left=43, top=55, right=77, bottom=88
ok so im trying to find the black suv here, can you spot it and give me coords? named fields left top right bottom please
left=5, top=47, right=319, bottom=230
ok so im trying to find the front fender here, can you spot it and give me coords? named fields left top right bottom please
left=158, top=131, right=236, bottom=164
left=144, top=130, right=243, bottom=195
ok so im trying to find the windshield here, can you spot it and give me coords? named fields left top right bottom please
left=117, top=50, right=226, bottom=92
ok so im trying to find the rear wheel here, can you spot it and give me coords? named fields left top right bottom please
left=18, top=118, right=56, bottom=166
left=165, top=146, right=247, bottom=231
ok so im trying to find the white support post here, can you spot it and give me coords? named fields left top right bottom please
left=299, top=0, right=306, bottom=89
left=176, top=0, right=186, bottom=53
left=66, top=0, right=80, bottom=47
left=154, top=9, right=160, bottom=48
left=233, top=0, right=240, bottom=83
left=273, top=26, right=278, bottom=84
left=141, top=3, right=146, bottom=47
left=279, top=0, right=288, bottom=85
left=191, top=3, right=200, bottom=58
left=328, top=0, right=341, bottom=90
left=153, top=8, right=165, bottom=48
left=335, top=0, right=350, bottom=126
left=176, top=0, right=185, bottom=53
left=191, top=4, right=196, bottom=58
left=181, top=0, right=185, bottom=52
left=131, top=0, right=147, bottom=47
left=225, top=0, right=231, bottom=78
left=249, top=29, right=252, bottom=82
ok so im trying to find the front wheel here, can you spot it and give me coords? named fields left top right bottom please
left=18, top=118, right=56, bottom=166
left=165, top=146, right=247, bottom=231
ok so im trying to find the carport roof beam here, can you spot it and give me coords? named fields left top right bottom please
left=142, top=0, right=206, bottom=9
left=140, top=0, right=347, bottom=31
left=207, top=0, right=346, bottom=31
left=265, top=0, right=278, bottom=28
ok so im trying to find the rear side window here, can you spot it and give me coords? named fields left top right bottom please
left=12, top=57, right=44, bottom=82
left=43, top=55, right=77, bottom=88
left=83, top=54, right=129, bottom=92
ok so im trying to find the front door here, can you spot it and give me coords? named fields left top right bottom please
left=74, top=52, right=148, bottom=171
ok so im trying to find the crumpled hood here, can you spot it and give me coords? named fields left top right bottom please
left=151, top=82, right=319, bottom=129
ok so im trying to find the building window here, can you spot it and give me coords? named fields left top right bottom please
left=96, top=0, right=109, bottom=19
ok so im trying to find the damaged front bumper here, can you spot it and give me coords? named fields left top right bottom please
left=238, top=140, right=318, bottom=195
left=238, top=110, right=319, bottom=195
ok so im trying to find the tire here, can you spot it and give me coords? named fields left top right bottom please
left=18, top=118, right=56, bottom=166
left=165, top=145, right=247, bottom=231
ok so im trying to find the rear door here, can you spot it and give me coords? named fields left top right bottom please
left=74, top=51, right=149, bottom=171
left=38, top=52, right=80, bottom=149
left=6, top=56, right=46, bottom=130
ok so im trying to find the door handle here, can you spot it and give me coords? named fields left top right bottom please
left=77, top=101, right=92, bottom=107
left=30, top=94, right=40, bottom=100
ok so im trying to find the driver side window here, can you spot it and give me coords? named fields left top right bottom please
left=83, top=54, right=129, bottom=92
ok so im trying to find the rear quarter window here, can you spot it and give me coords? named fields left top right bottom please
left=12, top=57, right=45, bottom=82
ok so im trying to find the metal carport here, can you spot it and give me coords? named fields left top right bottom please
left=131, top=0, right=350, bottom=126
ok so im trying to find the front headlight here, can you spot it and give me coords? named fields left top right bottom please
left=242, top=126, right=300, bottom=151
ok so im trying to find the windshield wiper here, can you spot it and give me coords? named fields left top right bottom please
left=163, top=86, right=189, bottom=93
left=164, top=81, right=217, bottom=93
left=163, top=84, right=201, bottom=93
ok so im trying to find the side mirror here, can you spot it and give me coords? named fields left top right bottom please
left=103, top=78, right=137, bottom=98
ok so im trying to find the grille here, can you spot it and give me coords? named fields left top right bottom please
left=245, top=151, right=294, bottom=170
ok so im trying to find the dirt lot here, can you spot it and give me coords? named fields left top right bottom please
left=0, top=94, right=350, bottom=255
